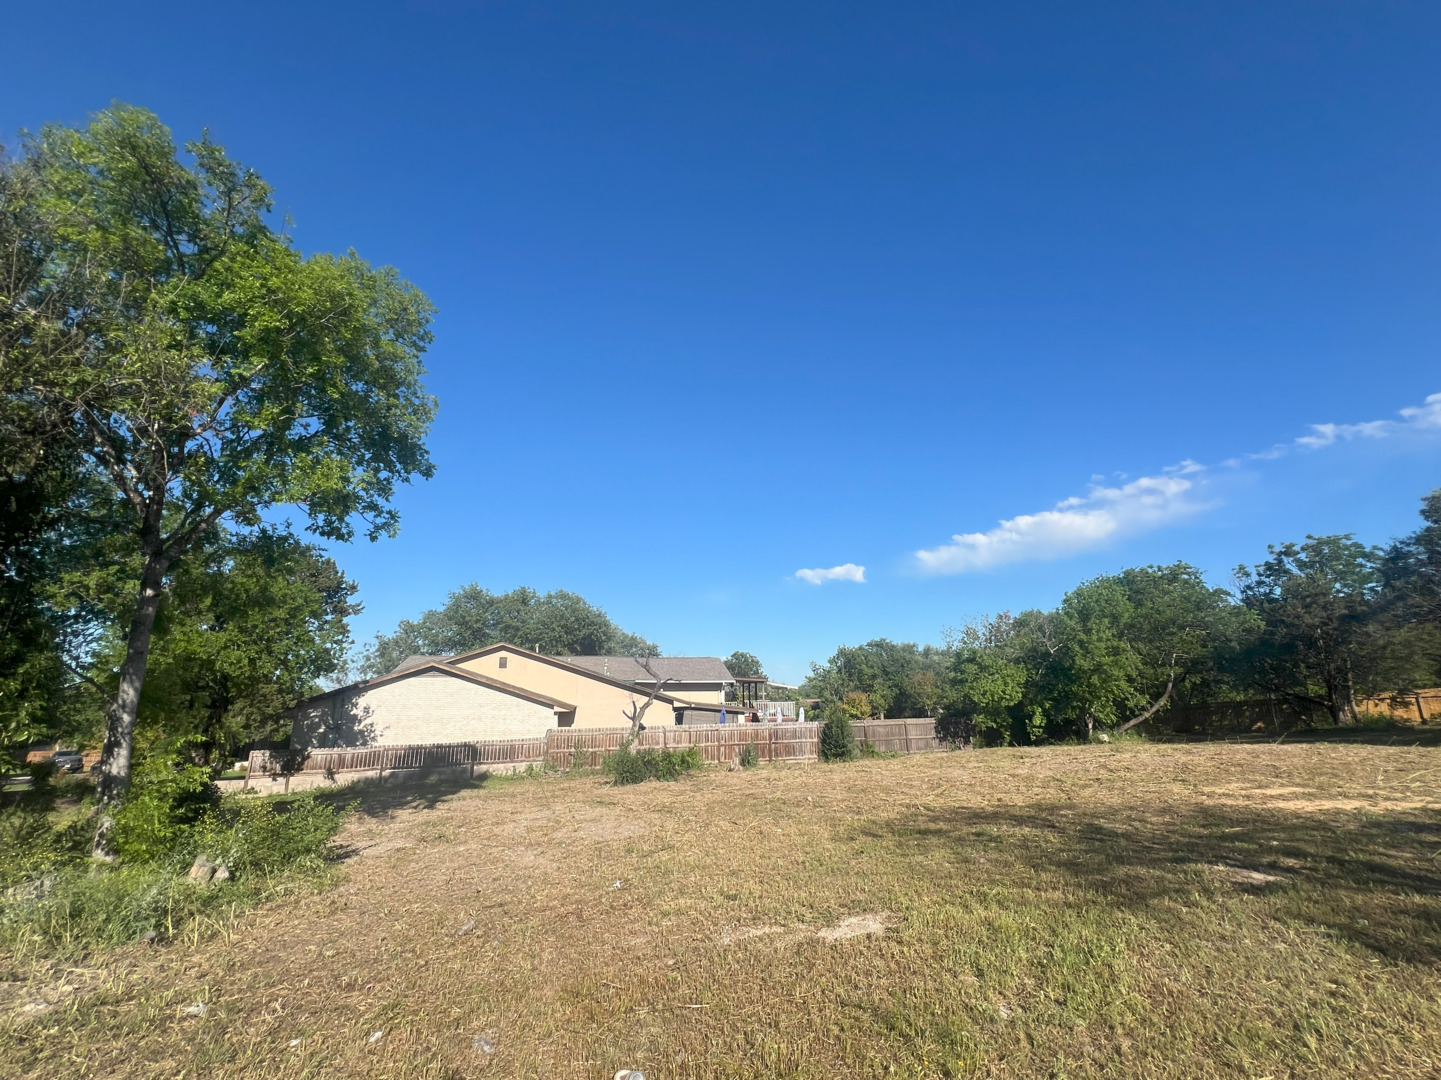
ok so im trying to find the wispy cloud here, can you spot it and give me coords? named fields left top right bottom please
left=1256, top=391, right=1441, bottom=457
left=795, top=563, right=866, bottom=585
left=1297, top=391, right=1441, bottom=448
left=916, top=465, right=1210, bottom=575
left=916, top=390, right=1440, bottom=576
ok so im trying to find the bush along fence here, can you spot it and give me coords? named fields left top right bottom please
left=240, top=718, right=944, bottom=793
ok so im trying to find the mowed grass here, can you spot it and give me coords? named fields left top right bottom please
left=4, top=740, right=1441, bottom=1079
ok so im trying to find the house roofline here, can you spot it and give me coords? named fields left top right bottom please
left=296, top=661, right=576, bottom=713
left=444, top=642, right=684, bottom=704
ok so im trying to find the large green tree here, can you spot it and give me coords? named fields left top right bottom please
left=723, top=650, right=766, bottom=680
left=943, top=564, right=1250, bottom=744
left=0, top=144, right=86, bottom=767
left=1, top=106, right=435, bottom=850
left=1386, top=489, right=1441, bottom=631
left=1235, top=536, right=1389, bottom=725
left=362, top=585, right=658, bottom=675
left=1052, top=564, right=1254, bottom=736
left=131, top=528, right=358, bottom=765
left=802, top=639, right=951, bottom=719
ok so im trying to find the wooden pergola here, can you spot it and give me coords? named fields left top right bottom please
left=734, top=676, right=767, bottom=707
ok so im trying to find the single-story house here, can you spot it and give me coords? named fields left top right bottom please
left=290, top=644, right=737, bottom=750
left=291, top=660, right=575, bottom=749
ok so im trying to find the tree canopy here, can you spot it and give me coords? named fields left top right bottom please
left=802, top=639, right=951, bottom=721
left=1, top=105, right=434, bottom=845
left=361, top=585, right=658, bottom=676
left=723, top=651, right=766, bottom=679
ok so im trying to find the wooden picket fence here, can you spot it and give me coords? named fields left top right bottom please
left=851, top=718, right=941, bottom=754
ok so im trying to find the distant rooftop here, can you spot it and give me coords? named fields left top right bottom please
left=387, top=654, right=446, bottom=675
left=561, top=656, right=735, bottom=684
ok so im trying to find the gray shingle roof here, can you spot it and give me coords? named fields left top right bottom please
left=560, top=656, right=735, bottom=684
left=388, top=654, right=447, bottom=674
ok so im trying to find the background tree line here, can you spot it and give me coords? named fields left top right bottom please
left=360, top=585, right=660, bottom=676
left=801, top=489, right=1441, bottom=744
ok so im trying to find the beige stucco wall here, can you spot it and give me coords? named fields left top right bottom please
left=453, top=650, right=677, bottom=729
left=293, top=671, right=559, bottom=749
left=664, top=688, right=724, bottom=705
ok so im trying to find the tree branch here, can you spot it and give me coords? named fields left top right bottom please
left=621, top=655, right=675, bottom=743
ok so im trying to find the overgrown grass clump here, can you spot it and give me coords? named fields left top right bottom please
left=602, top=744, right=704, bottom=785
left=0, top=758, right=347, bottom=959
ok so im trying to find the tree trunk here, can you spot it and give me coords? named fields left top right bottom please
left=1325, top=664, right=1357, bottom=727
left=1331, top=696, right=1357, bottom=726
left=93, top=545, right=170, bottom=859
left=1116, top=668, right=1178, bottom=734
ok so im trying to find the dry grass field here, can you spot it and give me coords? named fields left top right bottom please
left=4, top=738, right=1441, bottom=1079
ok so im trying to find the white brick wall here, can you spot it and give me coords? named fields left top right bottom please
left=294, top=671, right=556, bottom=749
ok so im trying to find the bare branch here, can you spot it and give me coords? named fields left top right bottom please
left=620, top=655, right=676, bottom=743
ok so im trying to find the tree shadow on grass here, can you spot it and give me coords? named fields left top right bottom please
left=863, top=797, right=1441, bottom=964
left=311, top=768, right=499, bottom=819
left=1154, top=722, right=1441, bottom=748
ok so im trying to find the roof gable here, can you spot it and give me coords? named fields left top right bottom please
left=298, top=660, right=575, bottom=712
left=445, top=643, right=686, bottom=703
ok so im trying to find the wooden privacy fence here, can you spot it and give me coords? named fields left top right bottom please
left=1163, top=690, right=1441, bottom=734
left=250, top=722, right=826, bottom=781
left=1164, top=700, right=1318, bottom=735
left=851, top=718, right=940, bottom=754
left=297, top=738, right=547, bottom=775
left=1358, top=689, right=1440, bottom=723
left=540, top=723, right=820, bottom=769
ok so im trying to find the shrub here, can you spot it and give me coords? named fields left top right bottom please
left=603, top=744, right=704, bottom=786
left=0, top=806, right=91, bottom=888
left=111, top=740, right=219, bottom=863
left=192, top=791, right=348, bottom=876
left=738, top=742, right=759, bottom=769
left=820, top=714, right=857, bottom=762
left=0, top=787, right=348, bottom=957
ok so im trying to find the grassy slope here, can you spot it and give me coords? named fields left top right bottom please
left=3, top=740, right=1441, bottom=1079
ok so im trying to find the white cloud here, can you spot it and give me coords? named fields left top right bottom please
left=915, top=467, right=1210, bottom=575
left=1400, top=392, right=1441, bottom=428
left=912, top=390, right=1440, bottom=577
left=795, top=563, right=866, bottom=585
left=1295, top=419, right=1393, bottom=449
left=1270, top=391, right=1441, bottom=454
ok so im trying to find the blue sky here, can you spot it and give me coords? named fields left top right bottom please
left=5, top=2, right=1439, bottom=682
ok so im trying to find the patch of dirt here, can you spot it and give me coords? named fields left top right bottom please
left=570, top=812, right=648, bottom=842
left=1200, top=784, right=1440, bottom=813
left=717, top=924, right=787, bottom=945
left=1211, top=864, right=1287, bottom=887
left=349, top=838, right=416, bottom=859
left=816, top=913, right=896, bottom=942
left=0, top=973, right=93, bottom=1023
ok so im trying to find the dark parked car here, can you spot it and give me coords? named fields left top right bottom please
left=51, top=750, right=84, bottom=773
